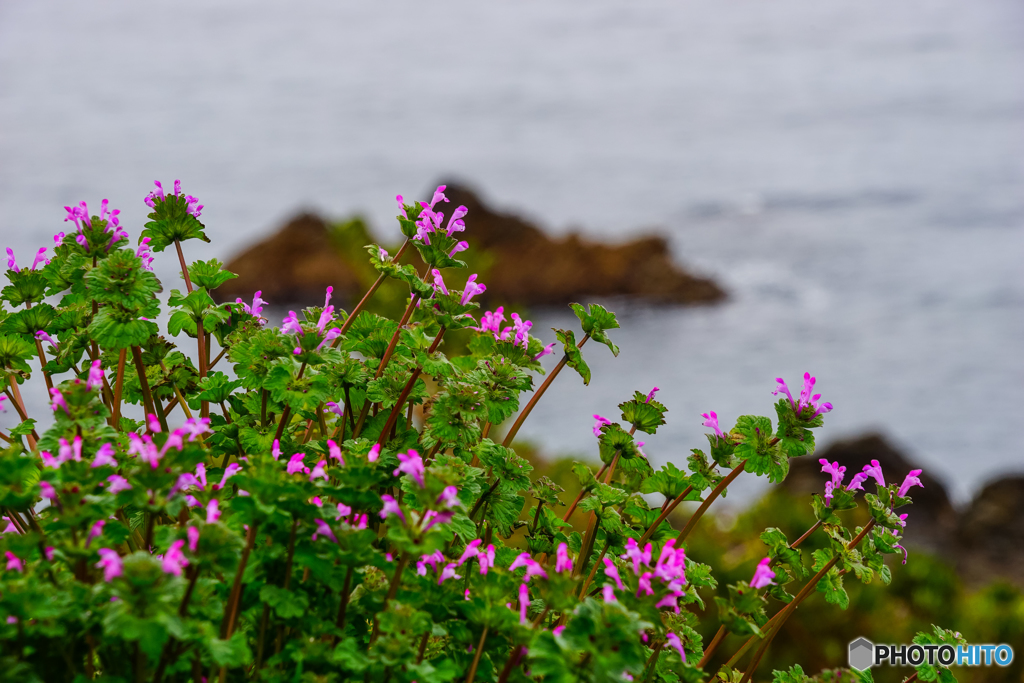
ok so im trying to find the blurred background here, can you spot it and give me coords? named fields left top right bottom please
left=1, top=1, right=1023, bottom=675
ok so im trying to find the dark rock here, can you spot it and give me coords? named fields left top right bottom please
left=957, top=475, right=1024, bottom=585
left=440, top=184, right=725, bottom=306
left=218, top=213, right=363, bottom=306
left=216, top=184, right=725, bottom=308
left=783, top=434, right=958, bottom=555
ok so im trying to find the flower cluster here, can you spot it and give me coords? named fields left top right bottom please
left=144, top=179, right=203, bottom=218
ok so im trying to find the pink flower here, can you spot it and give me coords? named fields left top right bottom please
left=312, top=519, right=338, bottom=543
left=846, top=472, right=869, bottom=492
left=431, top=269, right=448, bottom=296
left=287, top=453, right=310, bottom=475
left=476, top=307, right=505, bottom=334
left=533, top=342, right=556, bottom=361
left=136, top=237, right=154, bottom=270
left=478, top=544, right=496, bottom=574
left=86, top=360, right=104, bottom=391
left=162, top=540, right=189, bottom=576
left=92, top=443, right=117, bottom=468
left=44, top=546, right=54, bottom=561
left=502, top=313, right=532, bottom=348
left=775, top=373, right=833, bottom=417
left=35, top=330, right=59, bottom=352
left=461, top=274, right=486, bottom=305
left=552, top=625, right=566, bottom=637
left=636, top=572, right=654, bottom=597
left=457, top=539, right=482, bottom=566
left=862, top=459, right=885, bottom=488
left=182, top=417, right=212, bottom=441
left=368, top=444, right=381, bottom=462
left=437, top=486, right=461, bottom=508
left=96, top=549, right=122, bottom=582
left=897, top=469, right=924, bottom=498
left=394, top=450, right=425, bottom=488
left=819, top=459, right=846, bottom=488
left=602, top=557, right=624, bottom=590
left=422, top=510, right=454, bottom=532
left=326, top=402, right=343, bottom=417
left=448, top=241, right=469, bottom=259
left=353, top=514, right=368, bottom=530
left=646, top=387, right=660, bottom=403
left=106, top=475, right=132, bottom=494
left=49, top=388, right=70, bottom=414
left=555, top=543, right=573, bottom=574
left=2, top=517, right=16, bottom=534
left=653, top=540, right=686, bottom=585
left=195, top=463, right=208, bottom=489
left=206, top=499, right=221, bottom=524
left=592, top=414, right=613, bottom=437
left=824, top=481, right=834, bottom=507
left=309, top=460, right=329, bottom=482
left=59, top=436, right=83, bottom=463
left=327, top=439, right=345, bottom=466
left=272, top=439, right=282, bottom=460
left=508, top=553, right=547, bottom=581
left=416, top=550, right=445, bottom=576
left=519, top=583, right=530, bottom=624
left=86, top=520, right=105, bottom=547
left=128, top=432, right=161, bottom=469
left=217, top=463, right=242, bottom=490
left=445, top=205, right=467, bottom=236
left=380, top=494, right=405, bottom=524
left=665, top=632, right=686, bottom=662
left=5, top=551, right=23, bottom=572
left=147, top=413, right=161, bottom=433
left=602, top=585, right=617, bottom=603
left=655, top=590, right=683, bottom=613
left=187, top=526, right=200, bottom=552
left=621, top=538, right=652, bottom=575
left=439, top=563, right=461, bottom=585
left=396, top=194, right=407, bottom=218
left=5, top=248, right=19, bottom=272
left=701, top=411, right=724, bottom=439
left=236, top=290, right=266, bottom=319
left=281, top=311, right=303, bottom=336
left=750, top=557, right=775, bottom=589
left=334, top=502, right=352, bottom=520
left=39, top=480, right=58, bottom=503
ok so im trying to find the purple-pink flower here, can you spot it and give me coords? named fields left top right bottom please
left=819, top=459, right=846, bottom=488
left=287, top=453, right=310, bottom=475
left=437, top=486, right=461, bottom=508
left=621, top=538, right=652, bottom=575
left=206, top=499, right=221, bottom=524
left=309, top=460, right=329, bottom=482
left=136, top=237, right=154, bottom=270
left=5, top=551, right=24, bottom=572
left=602, top=557, right=624, bottom=590
left=394, top=450, right=425, bottom=487
left=508, top=552, right=548, bottom=581
left=421, top=510, right=454, bottom=532
left=86, top=520, right=105, bottom=547
left=862, top=459, right=885, bottom=488
left=750, top=557, right=776, bottom=589
left=431, top=269, right=448, bottom=296
left=555, top=543, right=573, bottom=574
left=106, top=475, right=132, bottom=494
left=461, top=274, right=486, bottom=305
left=236, top=290, right=266, bottom=319
left=774, top=373, right=833, bottom=417
left=665, top=632, right=687, bottom=662
left=701, top=411, right=724, bottom=439
left=380, top=494, right=405, bottom=524
left=92, top=443, right=118, bottom=468
left=187, top=526, right=200, bottom=553
left=281, top=311, right=303, bottom=336
left=646, top=387, right=660, bottom=403
left=312, top=519, right=338, bottom=543
left=478, top=544, right=496, bottom=574
left=897, top=469, right=923, bottom=498
left=602, top=584, right=617, bottom=603
left=96, top=549, right=122, bottom=582
left=162, top=539, right=189, bottom=576
left=457, top=539, right=482, bottom=566
left=439, top=563, right=461, bottom=585
left=86, top=360, right=104, bottom=391
left=39, top=480, right=58, bottom=503
left=592, top=414, right=613, bottom=437
left=368, top=443, right=381, bottom=462
left=328, top=439, right=345, bottom=466
left=49, top=387, right=70, bottom=415
left=477, top=307, right=505, bottom=335
left=533, top=342, right=556, bottom=361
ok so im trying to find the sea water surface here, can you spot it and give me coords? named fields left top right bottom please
left=1, top=1, right=1022, bottom=504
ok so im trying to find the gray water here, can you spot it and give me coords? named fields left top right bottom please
left=1, top=1, right=1022, bottom=504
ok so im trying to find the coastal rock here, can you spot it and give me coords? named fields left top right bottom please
left=216, top=184, right=725, bottom=307
left=957, top=475, right=1024, bottom=585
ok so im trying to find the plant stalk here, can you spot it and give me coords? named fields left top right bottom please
left=675, top=460, right=746, bottom=544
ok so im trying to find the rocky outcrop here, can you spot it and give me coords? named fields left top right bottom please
left=957, top=475, right=1024, bottom=586
left=217, top=213, right=364, bottom=306
left=216, top=184, right=725, bottom=308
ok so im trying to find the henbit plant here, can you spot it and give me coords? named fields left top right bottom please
left=0, top=182, right=959, bottom=683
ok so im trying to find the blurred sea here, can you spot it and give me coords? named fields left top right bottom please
left=1, top=1, right=1022, bottom=504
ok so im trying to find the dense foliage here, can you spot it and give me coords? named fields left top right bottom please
left=0, top=182, right=957, bottom=682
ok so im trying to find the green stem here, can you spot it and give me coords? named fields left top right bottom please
left=642, top=642, right=664, bottom=683
left=334, top=239, right=411, bottom=343
left=502, top=334, right=589, bottom=447
left=638, top=485, right=694, bottom=546
left=374, top=294, right=420, bottom=380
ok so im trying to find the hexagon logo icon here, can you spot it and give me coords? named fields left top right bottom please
left=849, top=637, right=874, bottom=671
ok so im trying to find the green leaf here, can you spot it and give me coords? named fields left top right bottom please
left=569, top=302, right=620, bottom=356
left=554, top=328, right=590, bottom=385
left=618, top=390, right=667, bottom=434
left=186, top=259, right=237, bottom=290
left=640, top=462, right=691, bottom=500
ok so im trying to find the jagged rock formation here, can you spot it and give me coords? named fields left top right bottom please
left=216, top=184, right=725, bottom=308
